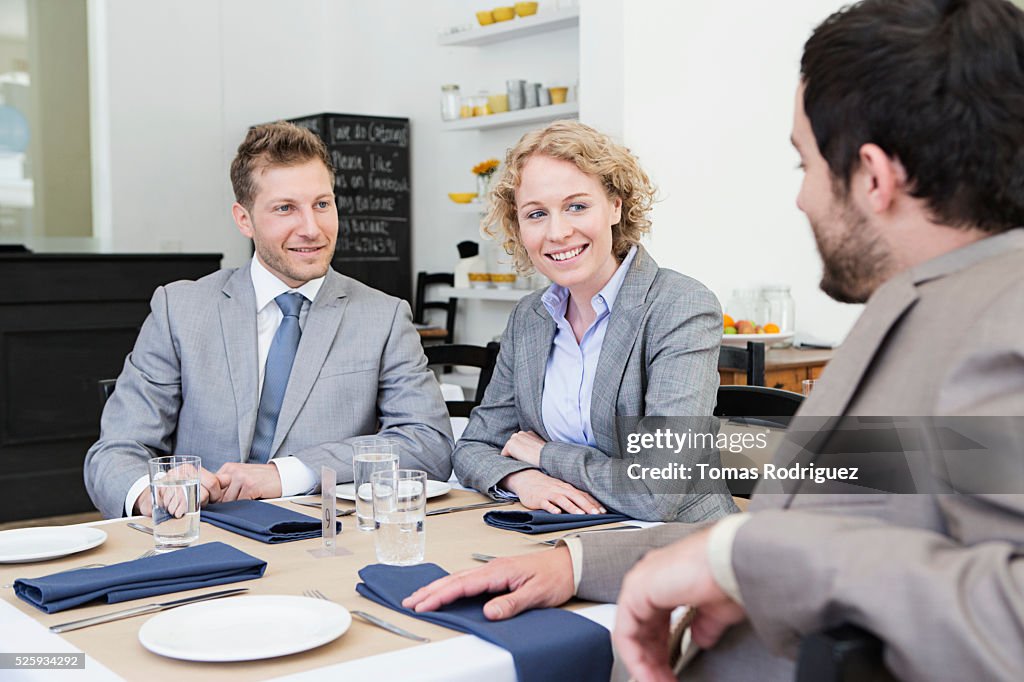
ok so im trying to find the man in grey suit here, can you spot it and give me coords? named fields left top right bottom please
left=403, top=1, right=1024, bottom=679
left=85, top=122, right=452, bottom=519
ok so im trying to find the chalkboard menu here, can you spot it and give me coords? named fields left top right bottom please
left=290, top=113, right=411, bottom=302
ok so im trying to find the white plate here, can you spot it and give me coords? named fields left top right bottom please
left=0, top=526, right=107, bottom=564
left=139, top=595, right=351, bottom=662
left=336, top=479, right=452, bottom=501
left=721, top=332, right=795, bottom=347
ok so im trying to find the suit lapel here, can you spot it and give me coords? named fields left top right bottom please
left=590, top=247, right=655, bottom=452
left=524, top=299, right=557, bottom=440
left=219, top=267, right=260, bottom=459
left=800, top=273, right=918, bottom=417
left=270, top=270, right=349, bottom=458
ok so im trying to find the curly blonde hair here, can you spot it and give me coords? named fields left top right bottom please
left=483, top=120, right=655, bottom=274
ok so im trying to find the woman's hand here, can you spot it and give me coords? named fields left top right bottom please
left=501, top=430, right=546, bottom=467
left=501, top=469, right=607, bottom=515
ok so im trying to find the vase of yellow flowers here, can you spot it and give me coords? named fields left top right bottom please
left=473, top=158, right=500, bottom=202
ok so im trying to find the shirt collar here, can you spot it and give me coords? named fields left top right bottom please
left=249, top=257, right=325, bottom=312
left=541, top=244, right=639, bottom=320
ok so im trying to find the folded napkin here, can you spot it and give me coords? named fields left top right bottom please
left=357, top=563, right=612, bottom=682
left=201, top=500, right=340, bottom=543
left=14, top=541, right=266, bottom=614
left=483, top=509, right=631, bottom=534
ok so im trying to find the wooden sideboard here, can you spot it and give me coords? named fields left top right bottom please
left=719, top=347, right=834, bottom=392
left=0, top=253, right=222, bottom=522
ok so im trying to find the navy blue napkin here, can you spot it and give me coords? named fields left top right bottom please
left=201, top=500, right=340, bottom=543
left=14, top=541, right=266, bottom=614
left=483, top=509, right=631, bottom=534
left=356, top=563, right=613, bottom=682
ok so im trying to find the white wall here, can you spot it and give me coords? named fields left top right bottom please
left=94, top=0, right=330, bottom=265
left=595, top=0, right=862, bottom=343
left=91, top=0, right=862, bottom=344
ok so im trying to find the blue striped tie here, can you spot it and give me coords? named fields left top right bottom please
left=249, top=292, right=305, bottom=464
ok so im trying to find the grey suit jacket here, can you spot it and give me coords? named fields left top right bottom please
left=84, top=266, right=453, bottom=519
left=453, top=246, right=737, bottom=522
left=576, top=229, right=1024, bottom=681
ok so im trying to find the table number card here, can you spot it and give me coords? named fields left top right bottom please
left=308, top=466, right=350, bottom=558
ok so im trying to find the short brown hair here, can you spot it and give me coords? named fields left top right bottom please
left=230, top=121, right=334, bottom=210
left=484, top=120, right=656, bottom=274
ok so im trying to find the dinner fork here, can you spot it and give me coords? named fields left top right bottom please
left=304, top=589, right=430, bottom=643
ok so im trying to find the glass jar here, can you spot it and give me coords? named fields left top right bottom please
left=726, top=288, right=763, bottom=327
left=472, top=95, right=490, bottom=117
left=440, top=84, right=461, bottom=122
left=760, top=285, right=795, bottom=346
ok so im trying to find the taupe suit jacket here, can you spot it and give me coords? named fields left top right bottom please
left=577, top=230, right=1024, bottom=681
left=84, top=266, right=453, bottom=519
left=453, top=247, right=737, bottom=522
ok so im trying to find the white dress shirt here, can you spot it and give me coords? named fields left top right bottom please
left=122, top=257, right=324, bottom=515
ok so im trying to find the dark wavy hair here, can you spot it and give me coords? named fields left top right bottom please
left=802, top=0, right=1024, bottom=232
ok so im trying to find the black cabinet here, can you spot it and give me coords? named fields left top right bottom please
left=0, top=254, right=221, bottom=522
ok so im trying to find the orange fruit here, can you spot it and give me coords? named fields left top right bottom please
left=763, top=323, right=780, bottom=333
left=723, top=314, right=735, bottom=329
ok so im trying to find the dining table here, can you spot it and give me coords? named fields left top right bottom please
left=0, top=489, right=627, bottom=682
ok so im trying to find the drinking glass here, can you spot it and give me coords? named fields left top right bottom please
left=352, top=438, right=398, bottom=531
left=371, top=469, right=426, bottom=566
left=147, top=455, right=201, bottom=551
left=802, top=379, right=817, bottom=396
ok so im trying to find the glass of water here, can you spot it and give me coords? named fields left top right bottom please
left=147, top=455, right=201, bottom=552
left=352, top=438, right=398, bottom=531
left=371, top=469, right=426, bottom=566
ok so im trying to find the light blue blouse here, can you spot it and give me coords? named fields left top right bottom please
left=540, top=245, right=638, bottom=447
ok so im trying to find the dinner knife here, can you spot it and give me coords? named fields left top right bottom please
left=126, top=522, right=153, bottom=535
left=425, top=500, right=513, bottom=516
left=289, top=500, right=357, bottom=515
left=351, top=609, right=430, bottom=643
left=49, top=588, right=249, bottom=633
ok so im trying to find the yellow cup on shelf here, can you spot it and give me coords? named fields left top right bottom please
left=487, top=93, right=509, bottom=113
left=476, top=10, right=494, bottom=25
left=492, top=6, right=515, bottom=21
left=514, top=2, right=539, bottom=17
left=549, top=86, right=568, bottom=104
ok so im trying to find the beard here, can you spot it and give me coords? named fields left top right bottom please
left=810, top=199, right=894, bottom=304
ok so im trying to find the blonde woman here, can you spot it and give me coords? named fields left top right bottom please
left=453, top=121, right=735, bottom=522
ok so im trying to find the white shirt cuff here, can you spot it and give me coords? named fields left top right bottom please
left=561, top=536, right=584, bottom=594
left=707, top=512, right=752, bottom=605
left=124, top=475, right=150, bottom=517
left=271, top=456, right=318, bottom=496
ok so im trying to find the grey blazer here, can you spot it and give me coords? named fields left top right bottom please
left=84, top=266, right=453, bottom=519
left=575, top=230, right=1024, bottom=681
left=453, top=246, right=737, bottom=522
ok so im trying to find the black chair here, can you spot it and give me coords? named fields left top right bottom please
left=718, top=340, right=767, bottom=386
left=414, top=271, right=457, bottom=343
left=98, top=378, right=117, bottom=406
left=713, top=385, right=803, bottom=499
left=424, top=343, right=500, bottom=418
left=797, top=625, right=894, bottom=682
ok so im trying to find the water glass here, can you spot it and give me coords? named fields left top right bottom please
left=371, top=469, right=426, bottom=566
left=352, top=438, right=398, bottom=531
left=147, top=455, right=201, bottom=551
left=802, top=379, right=817, bottom=396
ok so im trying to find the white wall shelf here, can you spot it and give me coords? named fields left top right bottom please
left=443, top=102, right=578, bottom=132
left=447, top=201, right=487, bottom=214
left=438, top=8, right=579, bottom=47
left=436, top=285, right=532, bottom=301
